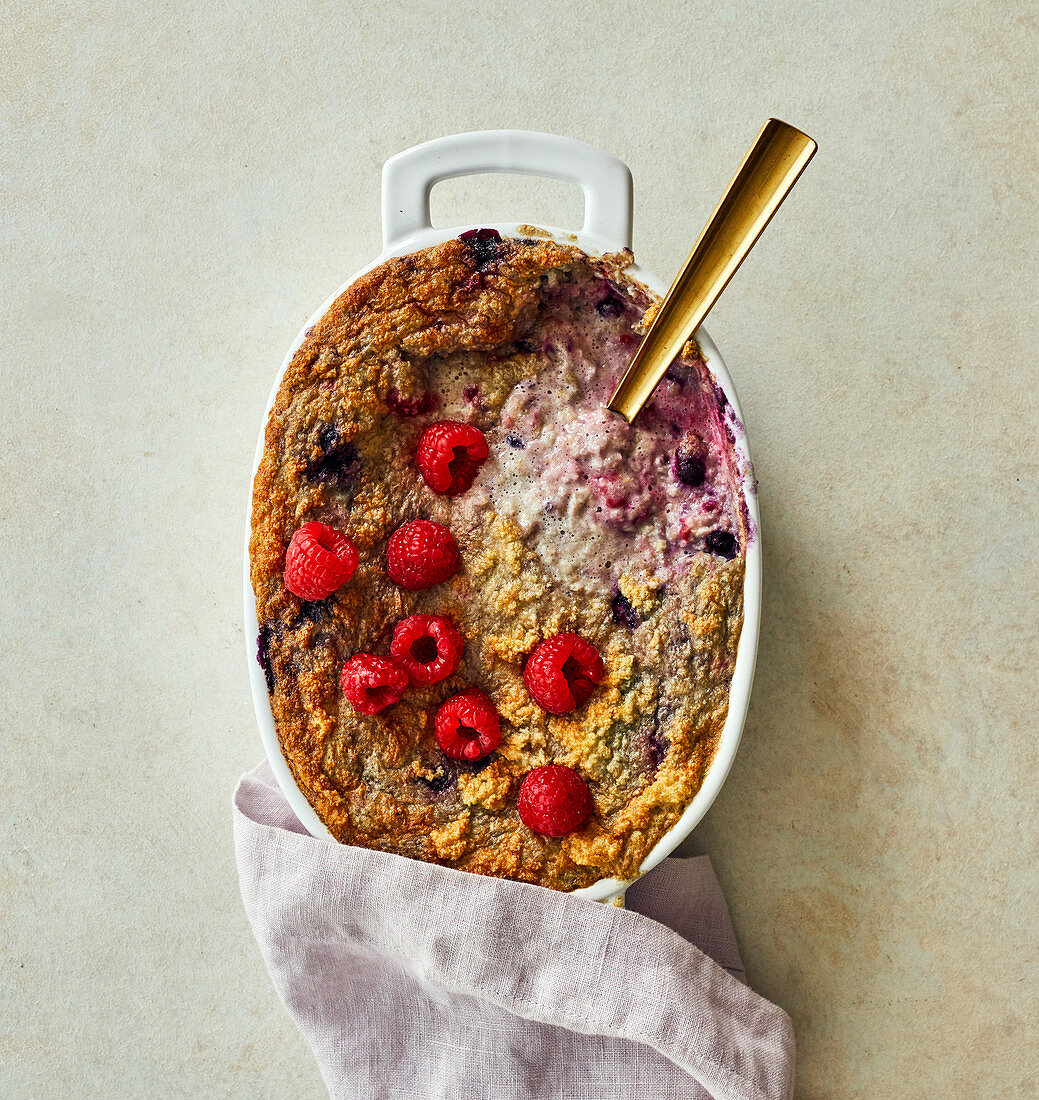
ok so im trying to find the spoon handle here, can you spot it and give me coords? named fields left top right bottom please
left=606, top=119, right=817, bottom=422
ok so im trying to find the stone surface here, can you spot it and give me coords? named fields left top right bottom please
left=1, top=2, right=1036, bottom=1097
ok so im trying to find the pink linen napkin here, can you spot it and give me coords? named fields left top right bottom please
left=233, top=762, right=794, bottom=1100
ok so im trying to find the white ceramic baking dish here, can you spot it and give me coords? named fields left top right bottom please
left=244, top=130, right=761, bottom=902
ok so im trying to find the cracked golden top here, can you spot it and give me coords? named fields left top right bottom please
left=250, top=232, right=747, bottom=891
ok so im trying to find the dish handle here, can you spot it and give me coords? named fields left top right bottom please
left=381, top=130, right=633, bottom=252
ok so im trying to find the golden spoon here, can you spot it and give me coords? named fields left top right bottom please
left=606, top=118, right=817, bottom=422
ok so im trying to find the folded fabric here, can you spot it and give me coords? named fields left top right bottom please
left=234, top=762, right=794, bottom=1100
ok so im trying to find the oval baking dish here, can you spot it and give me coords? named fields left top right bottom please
left=244, top=130, right=761, bottom=902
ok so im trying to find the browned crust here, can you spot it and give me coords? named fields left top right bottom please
left=249, top=234, right=745, bottom=891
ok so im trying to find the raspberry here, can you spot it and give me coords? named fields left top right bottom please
left=284, top=521, right=359, bottom=601
left=386, top=520, right=460, bottom=590
left=340, top=654, right=408, bottom=716
left=523, top=633, right=605, bottom=715
left=416, top=420, right=489, bottom=496
left=390, top=614, right=464, bottom=684
left=434, top=689, right=501, bottom=761
left=517, top=765, right=592, bottom=837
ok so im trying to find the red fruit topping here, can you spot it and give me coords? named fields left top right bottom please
left=517, top=765, right=592, bottom=837
left=416, top=420, right=489, bottom=496
left=434, top=689, right=501, bottom=762
left=386, top=520, right=460, bottom=590
left=390, top=614, right=464, bottom=685
left=284, top=521, right=359, bottom=601
left=523, top=633, right=605, bottom=715
left=340, top=655, right=408, bottom=716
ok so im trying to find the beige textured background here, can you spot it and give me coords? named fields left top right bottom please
left=2, top=1, right=1036, bottom=1096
